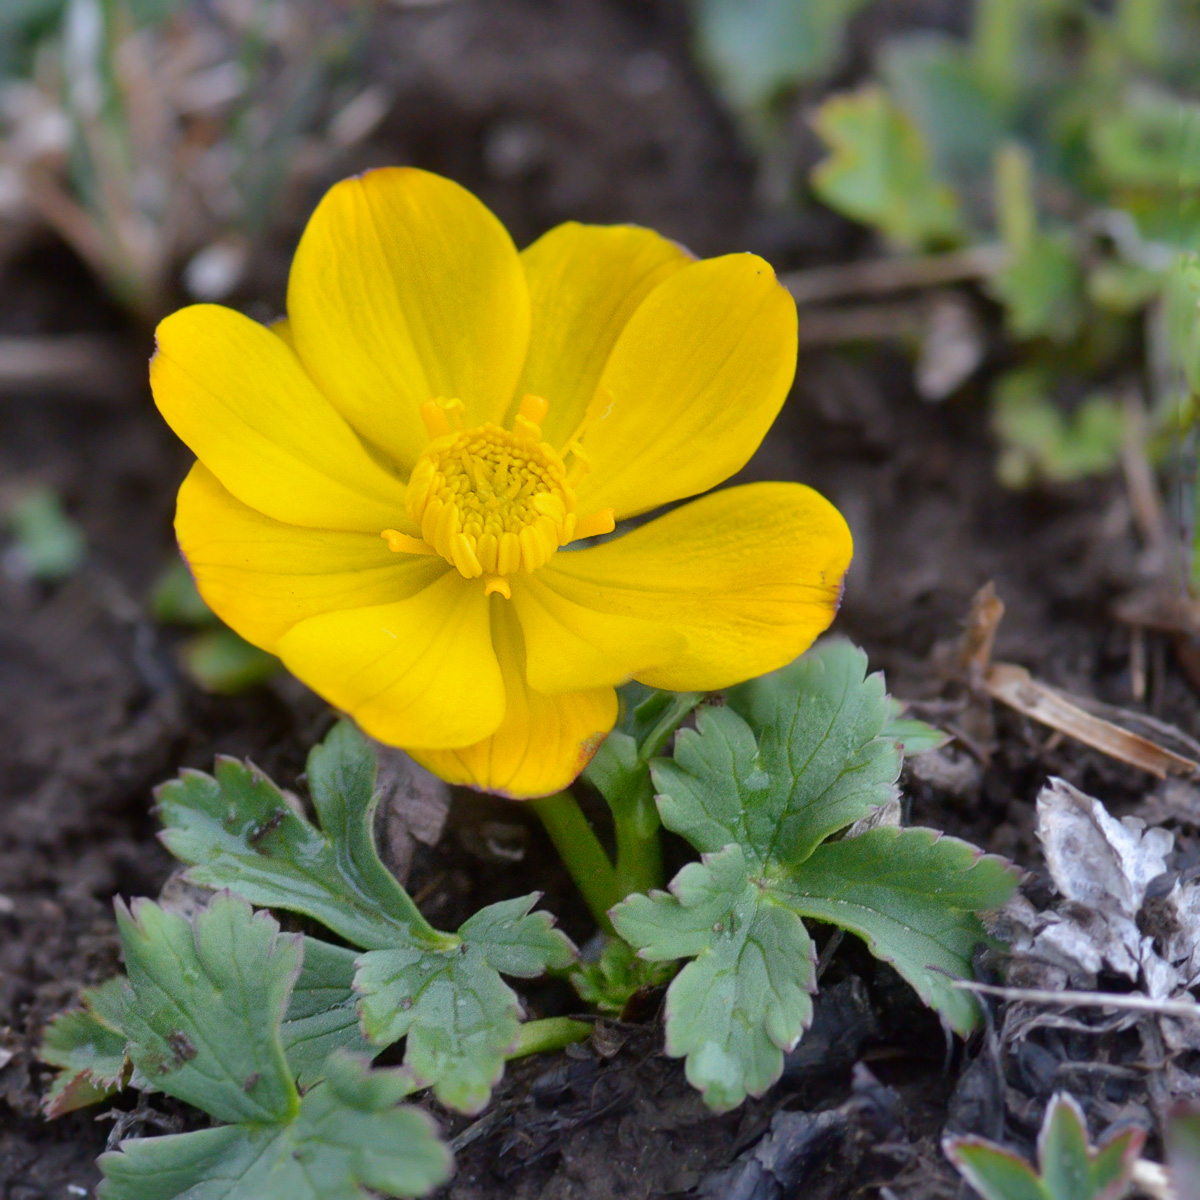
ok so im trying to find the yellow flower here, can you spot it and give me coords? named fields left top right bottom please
left=152, top=168, right=852, bottom=798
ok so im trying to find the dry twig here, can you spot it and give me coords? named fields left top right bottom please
left=953, top=981, right=1200, bottom=1021
left=781, top=243, right=1005, bottom=306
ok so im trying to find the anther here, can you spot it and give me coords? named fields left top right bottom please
left=419, top=398, right=465, bottom=439
left=573, top=508, right=616, bottom=540
left=518, top=393, right=549, bottom=426
left=381, top=529, right=438, bottom=555
left=420, top=400, right=452, bottom=439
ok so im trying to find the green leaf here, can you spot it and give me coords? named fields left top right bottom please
left=98, top=1051, right=452, bottom=1200
left=1037, top=1093, right=1097, bottom=1200
left=356, top=894, right=575, bottom=1114
left=882, top=34, right=1010, bottom=181
left=156, top=720, right=435, bottom=950
left=882, top=698, right=951, bottom=756
left=945, top=1137, right=1050, bottom=1200
left=1090, top=91, right=1200, bottom=191
left=282, top=938, right=374, bottom=1090
left=613, top=845, right=815, bottom=1111
left=693, top=0, right=870, bottom=114
left=3, top=486, right=85, bottom=582
left=457, top=893, right=577, bottom=977
left=1037, top=1093, right=1144, bottom=1200
left=619, top=642, right=1017, bottom=1109
left=40, top=977, right=132, bottom=1116
left=116, top=893, right=300, bottom=1124
left=570, top=937, right=675, bottom=1016
left=810, top=84, right=964, bottom=248
left=652, top=640, right=900, bottom=868
left=781, top=826, right=1015, bottom=1034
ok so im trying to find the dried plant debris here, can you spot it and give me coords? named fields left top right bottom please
left=0, top=0, right=389, bottom=317
left=999, top=778, right=1200, bottom=1055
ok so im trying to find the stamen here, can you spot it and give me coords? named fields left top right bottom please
left=420, top=400, right=452, bottom=439
left=420, top=397, right=465, bottom=439
left=573, top=508, right=616, bottom=540
left=518, top=393, right=549, bottom=426
left=381, top=529, right=439, bottom=555
left=565, top=440, right=592, bottom=487
left=404, top=414, right=576, bottom=585
left=561, top=386, right=613, bottom=454
left=451, top=533, right=483, bottom=578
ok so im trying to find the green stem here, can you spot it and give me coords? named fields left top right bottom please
left=609, top=769, right=663, bottom=900
left=508, top=1017, right=591, bottom=1060
left=529, top=791, right=619, bottom=933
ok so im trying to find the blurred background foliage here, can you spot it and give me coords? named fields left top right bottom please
left=691, top=0, right=1200, bottom=577
left=0, top=0, right=384, bottom=319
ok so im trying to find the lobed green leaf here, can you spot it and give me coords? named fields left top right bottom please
left=620, top=641, right=1018, bottom=1110
left=156, top=721, right=431, bottom=950
left=98, top=1052, right=452, bottom=1200
left=356, top=894, right=574, bottom=1114
left=116, top=893, right=300, bottom=1125
left=945, top=1138, right=1050, bottom=1200
left=614, top=845, right=815, bottom=1111
left=693, top=0, right=869, bottom=115
left=780, top=826, right=1016, bottom=1035
left=945, top=1092, right=1145, bottom=1200
left=810, top=84, right=963, bottom=248
left=653, top=640, right=900, bottom=869
left=40, top=977, right=132, bottom=1117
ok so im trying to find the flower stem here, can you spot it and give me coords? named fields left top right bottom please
left=608, top=769, right=663, bottom=900
left=508, top=1017, right=591, bottom=1060
left=529, top=790, right=619, bottom=933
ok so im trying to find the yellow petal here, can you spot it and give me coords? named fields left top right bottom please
left=176, top=463, right=446, bottom=652
left=574, top=253, right=798, bottom=519
left=411, top=605, right=616, bottom=798
left=287, top=168, right=530, bottom=473
left=510, top=572, right=684, bottom=694
left=152, top=304, right=408, bottom=532
left=276, top=572, right=503, bottom=749
left=508, top=223, right=691, bottom=450
left=542, top=482, right=852, bottom=691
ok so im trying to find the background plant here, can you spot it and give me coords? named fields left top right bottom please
left=0, top=0, right=387, bottom=320
left=691, top=0, right=1200, bottom=493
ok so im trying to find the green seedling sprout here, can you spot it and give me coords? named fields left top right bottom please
left=945, top=1091, right=1147, bottom=1200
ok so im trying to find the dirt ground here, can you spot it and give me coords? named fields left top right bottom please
left=1, top=1, right=1193, bottom=1196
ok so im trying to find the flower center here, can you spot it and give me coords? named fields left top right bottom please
left=382, top=394, right=614, bottom=598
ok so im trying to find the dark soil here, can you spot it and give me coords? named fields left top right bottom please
left=0, top=1, right=1191, bottom=1196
